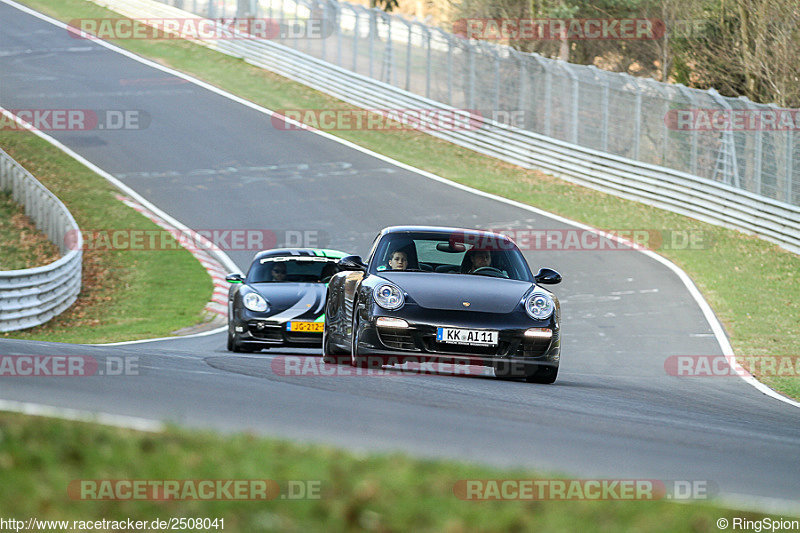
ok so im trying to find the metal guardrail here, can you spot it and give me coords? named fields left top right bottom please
left=91, top=0, right=800, bottom=254
left=0, top=146, right=83, bottom=332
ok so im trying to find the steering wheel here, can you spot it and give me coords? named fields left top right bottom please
left=472, top=266, right=508, bottom=278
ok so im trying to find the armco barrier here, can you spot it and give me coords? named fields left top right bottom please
left=0, top=145, right=82, bottom=332
left=89, top=0, right=800, bottom=255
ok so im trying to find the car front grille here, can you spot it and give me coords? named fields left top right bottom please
left=515, top=333, right=556, bottom=358
left=377, top=328, right=418, bottom=351
left=247, top=324, right=283, bottom=341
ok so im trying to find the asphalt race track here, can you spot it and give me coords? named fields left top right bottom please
left=1, top=1, right=798, bottom=511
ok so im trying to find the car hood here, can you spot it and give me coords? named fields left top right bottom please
left=248, top=282, right=326, bottom=320
left=379, top=272, right=533, bottom=313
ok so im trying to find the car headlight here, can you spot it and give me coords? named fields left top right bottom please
left=243, top=292, right=269, bottom=313
left=525, top=292, right=554, bottom=320
left=373, top=283, right=404, bottom=310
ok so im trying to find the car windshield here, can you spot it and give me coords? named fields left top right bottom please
left=371, top=232, right=533, bottom=282
left=248, top=258, right=340, bottom=283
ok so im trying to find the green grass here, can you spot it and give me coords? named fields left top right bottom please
left=0, top=130, right=212, bottom=343
left=0, top=190, right=60, bottom=270
left=0, top=411, right=778, bottom=532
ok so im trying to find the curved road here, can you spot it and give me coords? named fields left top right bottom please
left=1, top=1, right=798, bottom=511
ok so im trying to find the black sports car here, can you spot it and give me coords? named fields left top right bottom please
left=226, top=248, right=349, bottom=352
left=322, top=226, right=562, bottom=383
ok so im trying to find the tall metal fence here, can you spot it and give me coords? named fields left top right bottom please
left=163, top=0, right=798, bottom=207
left=0, top=147, right=83, bottom=332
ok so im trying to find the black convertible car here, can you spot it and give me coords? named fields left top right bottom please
left=322, top=226, right=562, bottom=383
left=226, top=248, right=348, bottom=352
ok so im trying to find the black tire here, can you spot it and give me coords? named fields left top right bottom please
left=322, top=327, right=348, bottom=365
left=525, top=365, right=558, bottom=384
left=350, top=314, right=369, bottom=368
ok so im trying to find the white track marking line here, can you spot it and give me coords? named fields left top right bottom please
left=0, top=398, right=163, bottom=431
left=1, top=0, right=796, bottom=408
left=93, top=326, right=228, bottom=345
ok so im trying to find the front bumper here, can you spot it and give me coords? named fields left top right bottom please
left=357, top=309, right=560, bottom=368
left=234, top=315, right=323, bottom=347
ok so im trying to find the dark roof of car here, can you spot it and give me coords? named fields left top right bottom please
left=250, top=248, right=348, bottom=263
left=379, top=226, right=514, bottom=240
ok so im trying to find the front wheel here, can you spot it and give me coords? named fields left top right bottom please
left=350, top=314, right=369, bottom=368
left=322, top=327, right=348, bottom=364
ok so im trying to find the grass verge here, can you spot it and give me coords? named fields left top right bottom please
left=16, top=0, right=799, bottom=398
left=0, top=411, right=778, bottom=532
left=0, top=190, right=60, bottom=270
left=0, top=129, right=212, bottom=343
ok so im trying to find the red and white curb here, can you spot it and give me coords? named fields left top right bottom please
left=114, top=194, right=227, bottom=317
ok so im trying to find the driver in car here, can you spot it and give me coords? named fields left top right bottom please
left=467, top=250, right=492, bottom=273
left=271, top=263, right=287, bottom=281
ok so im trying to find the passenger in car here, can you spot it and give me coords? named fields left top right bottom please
left=388, top=249, right=408, bottom=270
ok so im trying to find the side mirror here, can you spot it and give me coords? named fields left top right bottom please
left=534, top=268, right=561, bottom=285
left=338, top=255, right=368, bottom=272
left=226, top=273, right=245, bottom=283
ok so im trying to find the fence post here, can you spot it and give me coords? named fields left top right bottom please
left=493, top=47, right=501, bottom=114
left=447, top=34, right=453, bottom=105
left=382, top=12, right=393, bottom=85
left=293, top=0, right=300, bottom=51
left=467, top=44, right=475, bottom=109
left=368, top=10, right=375, bottom=79
left=749, top=99, right=763, bottom=195
left=601, top=75, right=609, bottom=152
left=424, top=27, right=431, bottom=99
left=405, top=21, right=412, bottom=92
left=515, top=51, right=526, bottom=127
left=335, top=2, right=342, bottom=67
left=787, top=129, right=794, bottom=204
left=353, top=8, right=359, bottom=72
left=633, top=86, right=641, bottom=160
left=563, top=63, right=579, bottom=144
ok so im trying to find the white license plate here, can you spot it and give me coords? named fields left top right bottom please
left=436, top=327, right=498, bottom=346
